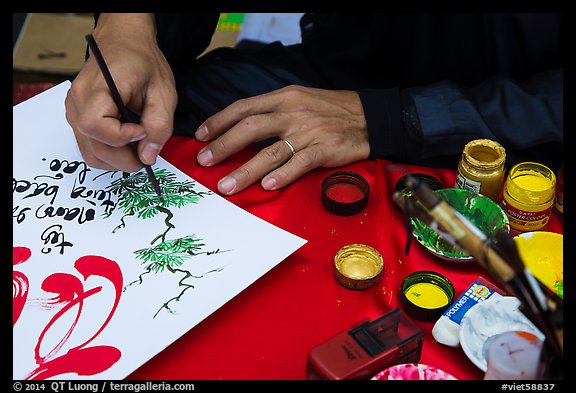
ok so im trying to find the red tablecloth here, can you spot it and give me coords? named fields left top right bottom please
left=125, top=136, right=563, bottom=380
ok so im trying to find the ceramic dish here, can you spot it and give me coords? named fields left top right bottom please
left=513, top=231, right=563, bottom=299
left=459, top=296, right=545, bottom=372
left=372, top=363, right=457, bottom=380
left=410, top=188, right=510, bottom=262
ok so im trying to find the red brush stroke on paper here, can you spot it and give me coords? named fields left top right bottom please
left=13, top=271, right=29, bottom=326
left=34, top=273, right=99, bottom=365
left=13, top=246, right=32, bottom=326
left=14, top=249, right=124, bottom=380
left=13, top=246, right=32, bottom=265
left=25, top=346, right=122, bottom=380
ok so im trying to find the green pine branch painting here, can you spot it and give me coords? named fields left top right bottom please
left=100, top=168, right=229, bottom=317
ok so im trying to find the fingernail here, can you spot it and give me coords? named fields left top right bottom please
left=130, top=132, right=147, bottom=142
left=262, top=177, right=277, bottom=190
left=141, top=143, right=162, bottom=164
left=218, top=176, right=237, bottom=194
left=197, top=147, right=213, bottom=166
left=195, top=125, right=208, bottom=140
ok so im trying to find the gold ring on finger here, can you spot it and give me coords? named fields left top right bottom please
left=283, top=139, right=296, bottom=156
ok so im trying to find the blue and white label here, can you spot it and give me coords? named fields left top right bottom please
left=442, top=281, right=498, bottom=325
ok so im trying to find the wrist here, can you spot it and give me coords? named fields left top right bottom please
left=94, top=13, right=157, bottom=42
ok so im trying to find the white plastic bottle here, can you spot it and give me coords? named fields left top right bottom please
left=432, top=276, right=503, bottom=347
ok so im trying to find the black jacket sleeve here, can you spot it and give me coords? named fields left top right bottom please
left=357, top=88, right=404, bottom=161
left=359, top=68, right=563, bottom=172
left=304, top=14, right=563, bottom=172
left=410, top=69, right=562, bottom=171
left=154, top=13, right=220, bottom=71
left=406, top=69, right=563, bottom=170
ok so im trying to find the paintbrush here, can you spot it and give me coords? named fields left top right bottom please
left=393, top=174, right=563, bottom=375
left=85, top=34, right=163, bottom=202
left=492, top=230, right=563, bottom=359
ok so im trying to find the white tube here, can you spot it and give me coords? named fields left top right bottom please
left=432, top=276, right=503, bottom=347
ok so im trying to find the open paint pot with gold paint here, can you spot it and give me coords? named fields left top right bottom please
left=400, top=271, right=455, bottom=322
left=334, top=244, right=384, bottom=290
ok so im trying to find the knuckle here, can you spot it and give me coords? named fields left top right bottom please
left=281, top=85, right=305, bottom=100
left=67, top=81, right=84, bottom=101
left=297, top=121, right=313, bottom=133
left=241, top=114, right=258, bottom=129
left=230, top=97, right=252, bottom=117
left=75, top=113, right=98, bottom=138
left=115, top=79, right=134, bottom=100
left=83, top=155, right=103, bottom=169
left=210, top=138, right=229, bottom=156
left=262, top=144, right=285, bottom=164
left=282, top=85, right=305, bottom=94
left=293, top=149, right=320, bottom=171
left=144, top=118, right=172, bottom=138
left=235, top=166, right=254, bottom=183
left=88, top=143, right=109, bottom=161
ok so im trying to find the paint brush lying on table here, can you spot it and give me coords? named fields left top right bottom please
left=85, top=34, right=164, bottom=202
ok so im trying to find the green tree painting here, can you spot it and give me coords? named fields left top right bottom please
left=102, top=168, right=228, bottom=317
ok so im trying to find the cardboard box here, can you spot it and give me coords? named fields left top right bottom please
left=13, top=13, right=94, bottom=75
left=202, top=13, right=244, bottom=55
left=13, top=13, right=244, bottom=76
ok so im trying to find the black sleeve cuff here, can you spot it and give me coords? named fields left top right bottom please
left=357, top=88, right=405, bottom=161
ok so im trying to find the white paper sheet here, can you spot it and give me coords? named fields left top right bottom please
left=13, top=81, right=307, bottom=380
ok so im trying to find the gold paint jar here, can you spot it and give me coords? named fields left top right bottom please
left=455, top=139, right=506, bottom=203
left=501, top=162, right=556, bottom=233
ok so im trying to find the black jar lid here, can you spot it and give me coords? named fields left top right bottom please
left=395, top=173, right=443, bottom=198
left=321, top=171, right=370, bottom=216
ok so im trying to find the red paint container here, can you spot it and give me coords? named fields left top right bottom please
left=321, top=171, right=370, bottom=215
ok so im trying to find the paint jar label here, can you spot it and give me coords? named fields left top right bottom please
left=501, top=199, right=552, bottom=232
left=441, top=280, right=499, bottom=325
left=501, top=162, right=555, bottom=232
left=455, top=173, right=481, bottom=194
left=455, top=139, right=506, bottom=203
left=432, top=277, right=502, bottom=347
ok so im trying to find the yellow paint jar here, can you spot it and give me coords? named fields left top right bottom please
left=400, top=271, right=454, bottom=322
left=501, top=162, right=556, bottom=233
